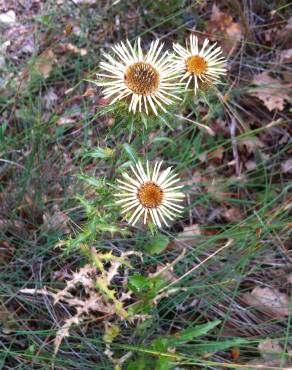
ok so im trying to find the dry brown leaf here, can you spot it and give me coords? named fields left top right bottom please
left=244, top=286, right=290, bottom=317
left=245, top=339, right=289, bottom=368
left=0, top=301, right=18, bottom=334
left=207, top=4, right=242, bottom=55
left=64, top=23, right=73, bottom=36
left=222, top=207, right=243, bottom=222
left=281, top=158, right=292, bottom=174
left=279, top=49, right=292, bottom=64
left=150, top=265, right=177, bottom=284
left=71, top=0, right=97, bottom=4
left=167, top=224, right=201, bottom=249
left=20, top=250, right=142, bottom=355
left=0, top=219, right=24, bottom=232
left=57, top=116, right=76, bottom=125
left=277, top=17, right=292, bottom=47
left=287, top=273, right=292, bottom=284
left=178, top=224, right=201, bottom=239
left=181, top=171, right=205, bottom=193
left=258, top=339, right=283, bottom=360
left=245, top=358, right=287, bottom=369
left=34, top=49, right=56, bottom=78
left=0, top=10, right=16, bottom=26
left=82, top=87, right=95, bottom=97
left=245, top=160, right=257, bottom=171
left=43, top=88, right=58, bottom=109
left=42, top=208, right=70, bottom=234
left=207, top=147, right=224, bottom=162
left=251, top=72, right=289, bottom=111
left=238, top=137, right=264, bottom=154
left=56, top=43, right=87, bottom=56
left=0, top=241, right=15, bottom=265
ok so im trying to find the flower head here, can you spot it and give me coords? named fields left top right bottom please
left=173, top=35, right=227, bottom=94
left=114, top=161, right=185, bottom=228
left=97, top=38, right=181, bottom=115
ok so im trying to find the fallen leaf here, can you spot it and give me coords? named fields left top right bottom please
left=0, top=40, right=8, bottom=68
left=167, top=224, right=201, bottom=249
left=0, top=219, right=24, bottom=232
left=244, top=286, right=290, bottom=317
left=207, top=4, right=242, bottom=55
left=222, top=207, right=243, bottom=223
left=238, top=137, right=264, bottom=154
left=178, top=224, right=201, bottom=239
left=258, top=339, right=283, bottom=360
left=82, top=87, right=95, bottom=97
left=207, top=147, right=224, bottom=162
left=245, top=339, right=289, bottom=368
left=43, top=88, right=59, bottom=109
left=245, top=160, right=257, bottom=171
left=281, top=158, right=292, bottom=174
left=231, top=347, right=240, bottom=360
left=250, top=72, right=289, bottom=111
left=0, top=301, right=18, bottom=334
left=279, top=49, right=292, bottom=64
left=287, top=273, right=292, bottom=284
left=181, top=171, right=205, bottom=193
left=0, top=10, right=16, bottom=26
left=64, top=23, right=73, bottom=36
left=0, top=40, right=11, bottom=53
left=57, top=116, right=76, bottom=125
left=55, top=43, right=87, bottom=56
left=34, top=49, right=56, bottom=78
left=277, top=17, right=292, bottom=47
left=245, top=359, right=287, bottom=369
left=71, top=0, right=97, bottom=4
left=0, top=55, right=5, bottom=69
left=42, top=209, right=70, bottom=234
left=0, top=241, right=15, bottom=265
left=150, top=265, right=177, bottom=284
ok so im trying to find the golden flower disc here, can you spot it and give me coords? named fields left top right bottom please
left=138, top=182, right=163, bottom=208
left=186, top=55, right=208, bottom=75
left=124, top=62, right=160, bottom=95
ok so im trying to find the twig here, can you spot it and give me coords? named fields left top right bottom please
left=175, top=114, right=215, bottom=136
left=158, top=239, right=233, bottom=293
left=151, top=248, right=186, bottom=279
left=229, top=116, right=241, bottom=176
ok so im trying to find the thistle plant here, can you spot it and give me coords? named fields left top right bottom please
left=173, top=35, right=227, bottom=93
left=114, top=160, right=185, bottom=227
left=97, top=38, right=182, bottom=115
left=96, top=35, right=227, bottom=229
left=43, top=32, right=228, bottom=368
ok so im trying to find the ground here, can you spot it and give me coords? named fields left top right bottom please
left=0, top=0, right=291, bottom=369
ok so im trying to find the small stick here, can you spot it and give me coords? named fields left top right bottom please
left=229, top=116, right=241, bottom=176
left=175, top=114, right=215, bottom=136
left=158, top=239, right=233, bottom=293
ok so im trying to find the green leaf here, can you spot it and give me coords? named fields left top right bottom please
left=136, top=318, right=154, bottom=335
left=126, top=356, right=153, bottom=370
left=103, top=324, right=120, bottom=343
left=152, top=338, right=169, bottom=351
left=193, top=338, right=249, bottom=354
left=153, top=137, right=176, bottom=146
left=145, top=234, right=169, bottom=255
left=128, top=275, right=150, bottom=292
left=156, top=357, right=174, bottom=370
left=128, top=275, right=165, bottom=297
left=84, top=147, right=114, bottom=160
left=123, top=143, right=138, bottom=162
left=77, top=174, right=103, bottom=188
left=168, top=320, right=221, bottom=346
left=152, top=321, right=222, bottom=351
